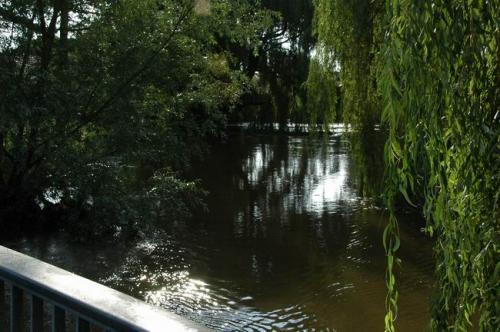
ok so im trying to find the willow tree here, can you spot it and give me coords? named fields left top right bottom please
left=219, top=0, right=314, bottom=129
left=382, top=1, right=499, bottom=331
left=308, top=0, right=385, bottom=197
left=311, top=0, right=499, bottom=331
left=309, top=0, right=384, bottom=129
left=306, top=48, right=339, bottom=132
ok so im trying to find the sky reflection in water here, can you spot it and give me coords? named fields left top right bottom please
left=2, top=133, right=434, bottom=331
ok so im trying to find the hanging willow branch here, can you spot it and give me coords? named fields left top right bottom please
left=310, top=0, right=499, bottom=330
left=381, top=0, right=499, bottom=331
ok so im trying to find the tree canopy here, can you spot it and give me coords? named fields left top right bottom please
left=0, top=0, right=273, bottom=233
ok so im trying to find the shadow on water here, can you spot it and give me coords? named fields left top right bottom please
left=1, top=131, right=434, bottom=331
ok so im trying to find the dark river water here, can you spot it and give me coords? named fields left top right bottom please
left=1, top=133, right=434, bottom=331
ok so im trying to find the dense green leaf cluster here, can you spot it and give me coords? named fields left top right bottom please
left=308, top=0, right=384, bottom=130
left=0, top=0, right=271, bottom=233
left=219, top=0, right=314, bottom=129
left=311, top=0, right=499, bottom=330
left=308, top=0, right=385, bottom=197
left=382, top=1, right=499, bottom=330
left=305, top=48, right=339, bottom=132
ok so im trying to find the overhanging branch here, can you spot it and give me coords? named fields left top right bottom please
left=0, top=7, right=41, bottom=33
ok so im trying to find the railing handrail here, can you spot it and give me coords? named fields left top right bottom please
left=0, top=245, right=210, bottom=331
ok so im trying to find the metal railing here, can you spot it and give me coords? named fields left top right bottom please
left=0, top=245, right=210, bottom=332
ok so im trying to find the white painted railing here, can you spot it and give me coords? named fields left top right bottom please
left=0, top=245, right=210, bottom=332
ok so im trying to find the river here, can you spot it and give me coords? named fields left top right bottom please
left=1, top=132, right=434, bottom=331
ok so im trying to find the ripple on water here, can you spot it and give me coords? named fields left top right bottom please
left=1, top=133, right=434, bottom=332
left=98, top=234, right=338, bottom=331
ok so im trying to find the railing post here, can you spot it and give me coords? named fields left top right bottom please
left=52, top=305, right=65, bottom=332
left=31, top=295, right=43, bottom=332
left=77, top=317, right=90, bottom=332
left=0, top=280, right=5, bottom=331
left=10, top=285, right=23, bottom=332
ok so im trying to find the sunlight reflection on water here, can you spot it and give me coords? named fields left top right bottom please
left=2, top=132, right=434, bottom=331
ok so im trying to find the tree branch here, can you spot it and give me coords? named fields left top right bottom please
left=34, top=2, right=195, bottom=152
left=0, top=7, right=41, bottom=32
left=35, top=0, right=47, bottom=33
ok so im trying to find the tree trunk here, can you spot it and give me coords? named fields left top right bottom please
left=58, top=0, right=69, bottom=67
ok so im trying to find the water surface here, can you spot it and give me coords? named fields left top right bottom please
left=2, top=133, right=434, bottom=331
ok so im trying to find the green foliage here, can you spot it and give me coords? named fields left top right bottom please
left=220, top=0, right=314, bottom=128
left=305, top=49, right=339, bottom=132
left=381, top=1, right=499, bottom=330
left=0, top=0, right=269, bottom=233
left=311, top=0, right=499, bottom=331
left=310, top=0, right=384, bottom=130
left=308, top=0, right=386, bottom=203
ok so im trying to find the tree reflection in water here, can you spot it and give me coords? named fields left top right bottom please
left=2, top=132, right=433, bottom=331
